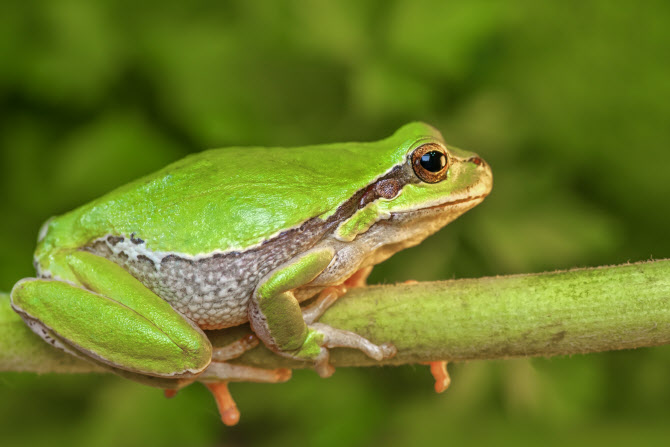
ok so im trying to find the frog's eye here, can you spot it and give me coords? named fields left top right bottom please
left=411, top=143, right=449, bottom=183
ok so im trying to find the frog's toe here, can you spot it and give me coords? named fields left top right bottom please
left=311, top=322, right=397, bottom=361
left=205, top=382, right=240, bottom=426
left=378, top=342, right=398, bottom=360
left=301, top=285, right=346, bottom=324
left=314, top=348, right=336, bottom=378
left=428, top=360, right=451, bottom=393
left=163, top=389, right=178, bottom=399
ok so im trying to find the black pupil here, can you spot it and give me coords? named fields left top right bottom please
left=420, top=151, right=447, bottom=172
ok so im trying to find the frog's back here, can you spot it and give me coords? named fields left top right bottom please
left=40, top=133, right=419, bottom=257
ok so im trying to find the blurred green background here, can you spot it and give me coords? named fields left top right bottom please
left=1, top=0, right=669, bottom=446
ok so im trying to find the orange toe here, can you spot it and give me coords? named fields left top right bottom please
left=206, top=382, right=240, bottom=426
left=429, top=361, right=451, bottom=393
left=276, top=368, right=293, bottom=382
left=163, top=389, right=178, bottom=399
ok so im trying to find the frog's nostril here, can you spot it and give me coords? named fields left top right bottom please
left=468, top=156, right=484, bottom=166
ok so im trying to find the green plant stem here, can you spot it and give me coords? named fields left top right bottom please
left=1, top=260, right=669, bottom=376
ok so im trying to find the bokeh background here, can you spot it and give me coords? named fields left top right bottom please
left=1, top=1, right=670, bottom=446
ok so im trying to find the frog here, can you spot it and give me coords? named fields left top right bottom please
left=10, top=122, right=492, bottom=425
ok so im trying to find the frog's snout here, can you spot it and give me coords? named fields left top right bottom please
left=461, top=154, right=493, bottom=197
left=467, top=156, right=484, bottom=166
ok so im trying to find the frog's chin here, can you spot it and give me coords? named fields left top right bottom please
left=385, top=194, right=487, bottom=237
left=352, top=194, right=486, bottom=268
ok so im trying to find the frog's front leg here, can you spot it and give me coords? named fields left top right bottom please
left=10, top=250, right=212, bottom=378
left=249, top=248, right=396, bottom=377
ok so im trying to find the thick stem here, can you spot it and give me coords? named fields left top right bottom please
left=2, top=260, right=669, bottom=375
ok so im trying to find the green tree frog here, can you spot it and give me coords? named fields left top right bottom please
left=11, top=122, right=492, bottom=424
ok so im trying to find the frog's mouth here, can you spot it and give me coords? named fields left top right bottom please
left=423, top=193, right=489, bottom=211
left=391, top=193, right=488, bottom=216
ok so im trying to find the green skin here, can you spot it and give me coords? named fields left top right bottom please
left=10, top=122, right=492, bottom=384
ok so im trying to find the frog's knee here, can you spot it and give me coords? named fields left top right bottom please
left=11, top=277, right=212, bottom=378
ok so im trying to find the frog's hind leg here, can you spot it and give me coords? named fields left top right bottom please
left=10, top=250, right=212, bottom=379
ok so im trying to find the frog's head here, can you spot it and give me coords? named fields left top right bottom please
left=334, top=122, right=492, bottom=249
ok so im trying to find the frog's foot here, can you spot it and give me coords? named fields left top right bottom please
left=308, top=322, right=397, bottom=378
left=427, top=361, right=451, bottom=393
left=198, top=335, right=291, bottom=425
left=201, top=365, right=292, bottom=426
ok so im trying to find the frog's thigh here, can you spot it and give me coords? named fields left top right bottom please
left=249, top=247, right=335, bottom=353
left=11, top=251, right=211, bottom=378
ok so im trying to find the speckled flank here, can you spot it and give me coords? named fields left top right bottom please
left=81, top=166, right=415, bottom=330
left=85, top=218, right=332, bottom=329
